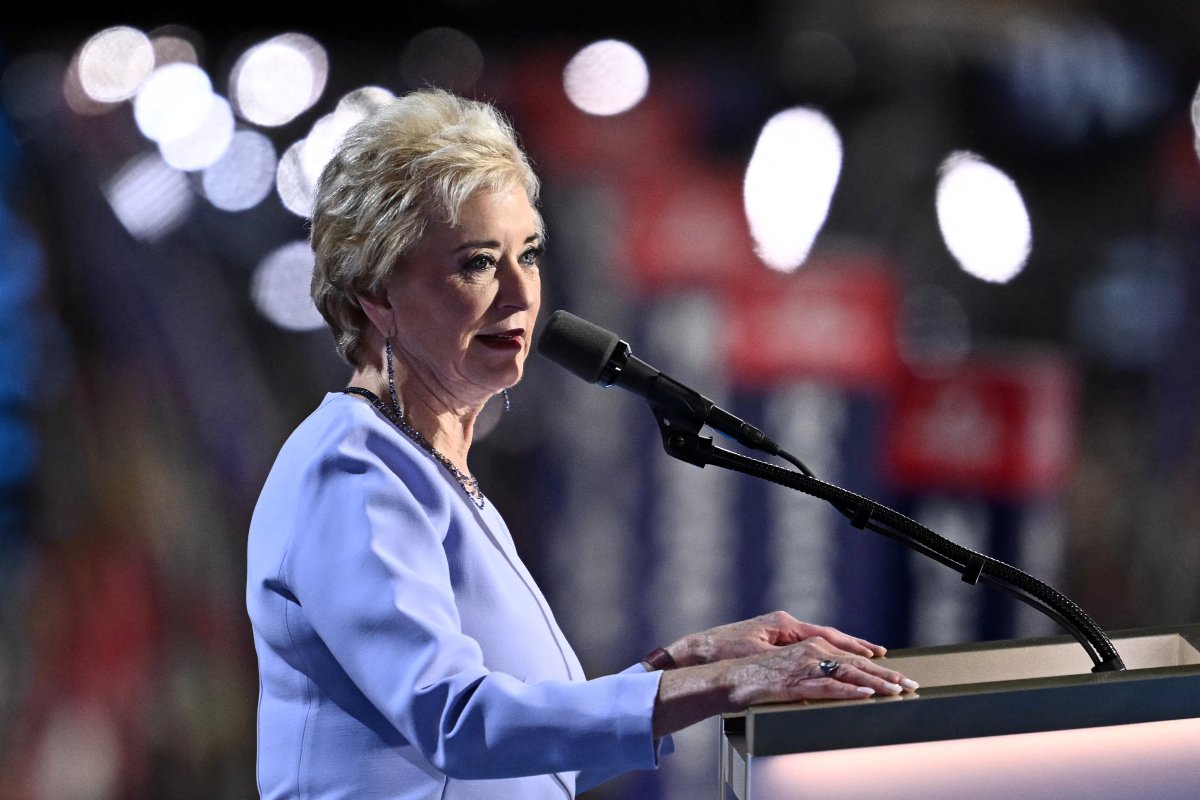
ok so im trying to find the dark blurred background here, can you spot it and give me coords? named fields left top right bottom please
left=3, top=1, right=1200, bottom=798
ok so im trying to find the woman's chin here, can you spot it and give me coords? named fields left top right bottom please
left=472, top=365, right=523, bottom=397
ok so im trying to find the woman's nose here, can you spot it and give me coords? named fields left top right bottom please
left=496, top=259, right=537, bottom=309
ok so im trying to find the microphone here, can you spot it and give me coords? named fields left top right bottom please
left=536, top=309, right=782, bottom=456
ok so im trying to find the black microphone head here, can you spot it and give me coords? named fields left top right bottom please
left=537, top=310, right=621, bottom=384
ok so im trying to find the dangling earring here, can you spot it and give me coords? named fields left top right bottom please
left=502, top=388, right=511, bottom=412
left=386, top=337, right=402, bottom=421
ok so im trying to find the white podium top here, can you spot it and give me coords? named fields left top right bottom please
left=721, top=624, right=1200, bottom=800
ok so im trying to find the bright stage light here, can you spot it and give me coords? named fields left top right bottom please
left=936, top=151, right=1032, bottom=283
left=743, top=107, right=843, bottom=272
left=563, top=40, right=650, bottom=116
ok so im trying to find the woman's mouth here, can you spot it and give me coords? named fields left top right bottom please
left=476, top=330, right=524, bottom=351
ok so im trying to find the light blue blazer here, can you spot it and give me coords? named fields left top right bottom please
left=247, top=393, right=667, bottom=799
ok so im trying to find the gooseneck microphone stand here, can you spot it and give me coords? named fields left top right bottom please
left=648, top=404, right=1127, bottom=674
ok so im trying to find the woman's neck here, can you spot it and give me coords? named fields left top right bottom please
left=347, top=364, right=481, bottom=474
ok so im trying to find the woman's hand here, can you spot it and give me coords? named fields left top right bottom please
left=658, top=610, right=887, bottom=668
left=723, top=638, right=916, bottom=708
left=651, top=635, right=918, bottom=739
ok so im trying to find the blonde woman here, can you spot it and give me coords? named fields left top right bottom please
left=246, top=88, right=915, bottom=800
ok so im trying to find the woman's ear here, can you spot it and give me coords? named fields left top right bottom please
left=355, top=289, right=394, bottom=338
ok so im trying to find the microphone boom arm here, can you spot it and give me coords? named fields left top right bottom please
left=650, top=412, right=1126, bottom=673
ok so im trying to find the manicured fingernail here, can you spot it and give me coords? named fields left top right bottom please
left=901, top=678, right=919, bottom=690
left=857, top=686, right=875, bottom=695
left=882, top=682, right=902, bottom=694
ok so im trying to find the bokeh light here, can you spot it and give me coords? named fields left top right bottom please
left=251, top=241, right=325, bottom=331
left=335, top=85, right=395, bottom=116
left=149, top=30, right=200, bottom=68
left=133, top=62, right=216, bottom=144
left=299, top=110, right=360, bottom=189
left=743, top=107, right=843, bottom=272
left=63, top=53, right=119, bottom=116
left=158, top=94, right=234, bottom=171
left=200, top=129, right=278, bottom=212
left=76, top=25, right=155, bottom=104
left=1191, top=79, right=1200, bottom=162
left=275, top=139, right=313, bottom=217
left=935, top=151, right=1032, bottom=283
left=230, top=33, right=328, bottom=127
left=103, top=152, right=194, bottom=241
left=563, top=39, right=650, bottom=116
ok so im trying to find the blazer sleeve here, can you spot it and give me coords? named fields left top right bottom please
left=276, top=418, right=665, bottom=781
left=575, top=663, right=676, bottom=793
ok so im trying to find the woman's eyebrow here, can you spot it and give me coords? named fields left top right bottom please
left=452, top=233, right=541, bottom=252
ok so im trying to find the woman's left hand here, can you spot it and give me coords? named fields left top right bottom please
left=658, top=610, right=887, bottom=668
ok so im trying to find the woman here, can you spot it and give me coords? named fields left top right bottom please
left=246, top=88, right=916, bottom=799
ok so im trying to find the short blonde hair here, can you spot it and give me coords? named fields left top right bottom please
left=310, top=88, right=543, bottom=366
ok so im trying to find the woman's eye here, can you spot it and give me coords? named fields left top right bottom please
left=520, top=245, right=544, bottom=266
left=465, top=254, right=495, bottom=272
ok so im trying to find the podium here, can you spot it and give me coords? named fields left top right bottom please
left=719, top=623, right=1200, bottom=800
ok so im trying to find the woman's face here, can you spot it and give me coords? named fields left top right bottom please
left=383, top=185, right=543, bottom=406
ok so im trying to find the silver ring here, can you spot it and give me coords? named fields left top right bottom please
left=818, top=659, right=840, bottom=678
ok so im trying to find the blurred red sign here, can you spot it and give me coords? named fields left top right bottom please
left=723, top=256, right=903, bottom=391
left=880, top=353, right=1079, bottom=497
left=616, top=161, right=763, bottom=295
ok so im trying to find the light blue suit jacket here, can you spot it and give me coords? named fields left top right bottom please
left=247, top=393, right=667, bottom=799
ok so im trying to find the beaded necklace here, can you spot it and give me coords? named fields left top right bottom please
left=342, top=386, right=486, bottom=509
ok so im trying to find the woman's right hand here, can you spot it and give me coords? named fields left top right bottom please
left=651, top=635, right=917, bottom=739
